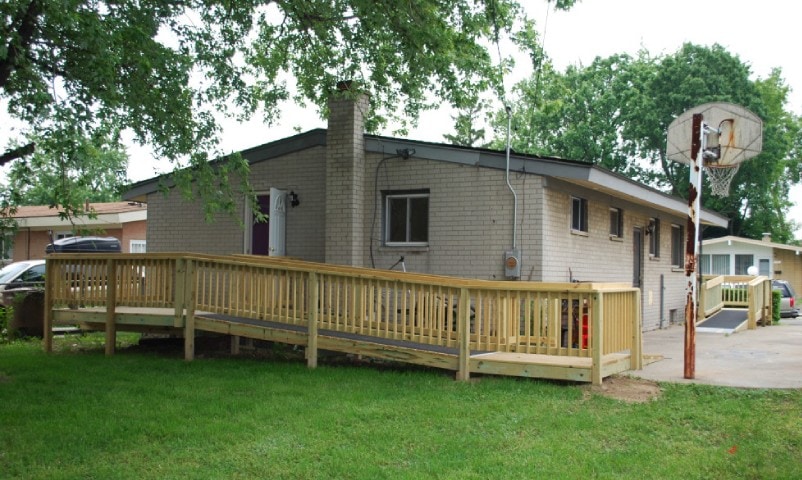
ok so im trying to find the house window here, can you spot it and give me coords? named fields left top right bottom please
left=700, top=254, right=730, bottom=275
left=609, top=208, right=623, bottom=238
left=648, top=218, right=660, bottom=257
left=735, top=254, right=754, bottom=275
left=56, top=232, right=74, bottom=240
left=385, top=191, right=429, bottom=245
left=671, top=224, right=684, bottom=267
left=130, top=240, right=147, bottom=254
left=571, top=197, right=588, bottom=233
left=759, top=259, right=770, bottom=276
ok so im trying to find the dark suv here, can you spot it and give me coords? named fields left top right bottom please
left=772, top=280, right=799, bottom=318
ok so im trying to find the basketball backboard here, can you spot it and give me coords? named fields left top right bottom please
left=666, top=102, right=763, bottom=166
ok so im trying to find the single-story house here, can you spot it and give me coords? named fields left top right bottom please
left=701, top=234, right=802, bottom=291
left=124, top=91, right=728, bottom=331
left=5, top=201, right=148, bottom=262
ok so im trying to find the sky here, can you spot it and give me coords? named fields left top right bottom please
left=3, top=0, right=801, bottom=230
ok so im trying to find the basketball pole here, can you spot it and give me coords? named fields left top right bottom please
left=684, top=113, right=705, bottom=379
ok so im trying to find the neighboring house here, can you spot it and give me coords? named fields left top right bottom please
left=7, top=201, right=147, bottom=261
left=124, top=92, right=728, bottom=331
left=702, top=234, right=802, bottom=293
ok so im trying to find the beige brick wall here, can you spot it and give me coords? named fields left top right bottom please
left=361, top=151, right=544, bottom=280
left=147, top=148, right=327, bottom=260
left=325, top=94, right=369, bottom=266
left=542, top=179, right=688, bottom=330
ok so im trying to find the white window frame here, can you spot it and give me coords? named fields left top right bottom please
left=571, top=196, right=588, bottom=233
left=609, top=207, right=623, bottom=238
left=384, top=191, right=429, bottom=247
left=670, top=224, right=683, bottom=268
left=648, top=218, right=660, bottom=258
left=130, top=239, right=147, bottom=254
left=735, top=254, right=754, bottom=275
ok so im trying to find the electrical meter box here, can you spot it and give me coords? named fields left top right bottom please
left=504, top=249, right=521, bottom=279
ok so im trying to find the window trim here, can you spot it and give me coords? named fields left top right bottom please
left=571, top=196, right=588, bottom=233
left=670, top=223, right=684, bottom=268
left=384, top=190, right=430, bottom=247
left=130, top=239, right=147, bottom=254
left=648, top=218, right=660, bottom=258
left=609, top=207, right=623, bottom=239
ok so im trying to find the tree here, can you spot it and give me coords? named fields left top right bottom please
left=497, top=43, right=802, bottom=242
left=2, top=0, right=566, bottom=220
left=7, top=130, right=128, bottom=208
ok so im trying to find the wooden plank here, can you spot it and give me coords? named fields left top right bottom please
left=456, top=288, right=471, bottom=381
left=184, top=260, right=196, bottom=361
left=307, top=273, right=319, bottom=368
left=43, top=258, right=54, bottom=353
left=105, top=259, right=117, bottom=356
left=591, top=293, right=603, bottom=386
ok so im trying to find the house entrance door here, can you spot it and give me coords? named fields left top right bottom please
left=251, top=194, right=271, bottom=255
left=633, top=227, right=643, bottom=288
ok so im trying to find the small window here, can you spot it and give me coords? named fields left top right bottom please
left=712, top=254, right=730, bottom=275
left=609, top=208, right=623, bottom=238
left=571, top=197, right=588, bottom=233
left=56, top=232, right=74, bottom=240
left=385, top=191, right=429, bottom=246
left=735, top=254, right=754, bottom=275
left=759, top=259, right=770, bottom=276
left=648, top=218, right=660, bottom=257
left=671, top=224, right=684, bottom=267
left=130, top=240, right=147, bottom=254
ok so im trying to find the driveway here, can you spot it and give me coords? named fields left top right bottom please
left=628, top=318, right=802, bottom=389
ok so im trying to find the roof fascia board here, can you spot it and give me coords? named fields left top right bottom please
left=16, top=210, right=145, bottom=229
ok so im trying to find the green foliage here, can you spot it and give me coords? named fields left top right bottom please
left=6, top=130, right=128, bottom=209
left=0, top=305, right=12, bottom=342
left=2, top=0, right=550, bottom=221
left=772, top=289, right=781, bottom=324
left=498, top=42, right=802, bottom=242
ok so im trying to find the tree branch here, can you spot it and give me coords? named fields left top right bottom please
left=0, top=0, right=42, bottom=90
left=0, top=143, right=36, bottom=167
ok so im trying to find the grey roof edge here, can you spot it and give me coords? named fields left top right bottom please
left=123, top=129, right=327, bottom=201
left=123, top=129, right=728, bottom=228
left=365, top=135, right=728, bottom=227
left=703, top=235, right=802, bottom=252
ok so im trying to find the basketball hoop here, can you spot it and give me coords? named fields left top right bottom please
left=665, top=102, right=763, bottom=381
left=705, top=163, right=739, bottom=197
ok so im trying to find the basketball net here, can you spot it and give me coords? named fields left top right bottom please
left=706, top=164, right=739, bottom=197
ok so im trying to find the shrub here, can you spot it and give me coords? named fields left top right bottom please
left=772, top=289, right=781, bottom=324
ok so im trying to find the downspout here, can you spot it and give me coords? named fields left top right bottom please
left=505, top=105, right=518, bottom=249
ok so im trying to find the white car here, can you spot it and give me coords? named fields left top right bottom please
left=0, top=260, right=46, bottom=307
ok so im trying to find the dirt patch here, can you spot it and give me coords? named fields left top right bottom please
left=585, top=376, right=662, bottom=403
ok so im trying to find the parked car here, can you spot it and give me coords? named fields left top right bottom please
left=0, top=260, right=46, bottom=307
left=772, top=280, right=799, bottom=318
left=45, top=236, right=121, bottom=254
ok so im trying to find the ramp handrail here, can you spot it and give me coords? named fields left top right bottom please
left=43, top=253, right=642, bottom=382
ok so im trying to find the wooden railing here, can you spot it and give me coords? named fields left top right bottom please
left=700, top=275, right=773, bottom=328
left=44, top=254, right=642, bottom=381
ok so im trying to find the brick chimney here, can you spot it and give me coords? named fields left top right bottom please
left=324, top=82, right=369, bottom=266
left=762, top=232, right=772, bottom=243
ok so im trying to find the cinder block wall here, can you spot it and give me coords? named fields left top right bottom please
left=325, top=93, right=369, bottom=266
left=541, top=179, right=688, bottom=331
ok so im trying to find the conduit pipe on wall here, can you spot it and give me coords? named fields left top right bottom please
left=505, top=105, right=518, bottom=249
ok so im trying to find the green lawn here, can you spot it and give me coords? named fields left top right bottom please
left=1, top=335, right=800, bottom=480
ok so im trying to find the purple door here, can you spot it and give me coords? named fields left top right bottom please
left=252, top=195, right=270, bottom=255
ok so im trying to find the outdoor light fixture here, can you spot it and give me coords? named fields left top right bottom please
left=396, top=148, right=415, bottom=159
left=289, top=191, right=300, bottom=207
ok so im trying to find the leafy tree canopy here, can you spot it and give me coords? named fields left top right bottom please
left=494, top=42, right=802, bottom=242
left=1, top=0, right=585, bottom=221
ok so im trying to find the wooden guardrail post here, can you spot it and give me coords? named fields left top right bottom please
left=105, top=259, right=117, bottom=356
left=184, top=258, right=197, bottom=361
left=590, top=292, right=603, bottom=386
left=307, top=272, right=319, bottom=369
left=747, top=281, right=757, bottom=330
left=174, top=258, right=186, bottom=329
left=456, top=288, right=471, bottom=381
left=631, top=289, right=642, bottom=370
left=43, top=259, right=54, bottom=353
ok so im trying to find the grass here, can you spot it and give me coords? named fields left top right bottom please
left=1, top=335, right=800, bottom=480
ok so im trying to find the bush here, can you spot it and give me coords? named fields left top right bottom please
left=772, top=289, right=781, bottom=325
left=0, top=304, right=12, bottom=342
